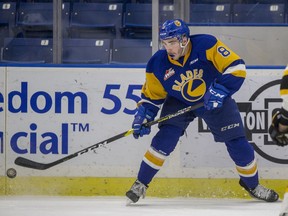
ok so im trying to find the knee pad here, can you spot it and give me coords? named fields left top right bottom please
left=151, top=124, right=183, bottom=156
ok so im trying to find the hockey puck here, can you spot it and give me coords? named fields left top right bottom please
left=6, top=168, right=17, bottom=178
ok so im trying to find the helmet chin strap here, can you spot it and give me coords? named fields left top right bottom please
left=180, top=37, right=190, bottom=56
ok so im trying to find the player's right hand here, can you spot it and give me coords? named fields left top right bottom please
left=132, top=105, right=157, bottom=139
left=269, top=111, right=288, bottom=146
left=203, top=82, right=229, bottom=110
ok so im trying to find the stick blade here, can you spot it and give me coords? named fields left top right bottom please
left=14, top=157, right=49, bottom=170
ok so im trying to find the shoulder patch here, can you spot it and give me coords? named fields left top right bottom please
left=164, top=68, right=175, bottom=81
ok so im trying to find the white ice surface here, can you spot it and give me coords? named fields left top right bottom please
left=0, top=196, right=282, bottom=216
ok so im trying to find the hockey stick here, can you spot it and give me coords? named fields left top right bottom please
left=14, top=102, right=203, bottom=170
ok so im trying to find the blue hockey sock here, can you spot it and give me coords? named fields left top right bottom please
left=225, top=137, right=259, bottom=189
left=137, top=161, right=158, bottom=186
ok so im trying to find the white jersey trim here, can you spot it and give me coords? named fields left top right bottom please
left=223, top=64, right=246, bottom=75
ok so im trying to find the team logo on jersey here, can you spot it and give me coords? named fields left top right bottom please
left=172, top=69, right=205, bottom=102
left=164, top=68, right=175, bottom=81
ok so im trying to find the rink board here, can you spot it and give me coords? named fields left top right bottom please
left=0, top=65, right=287, bottom=197
left=3, top=177, right=287, bottom=200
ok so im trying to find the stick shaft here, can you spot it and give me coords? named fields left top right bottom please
left=14, top=130, right=133, bottom=170
left=14, top=102, right=203, bottom=170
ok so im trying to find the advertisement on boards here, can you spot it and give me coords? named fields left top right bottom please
left=1, top=66, right=288, bottom=179
left=4, top=67, right=151, bottom=177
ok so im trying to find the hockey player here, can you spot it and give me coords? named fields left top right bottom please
left=126, top=19, right=279, bottom=204
left=269, top=65, right=288, bottom=216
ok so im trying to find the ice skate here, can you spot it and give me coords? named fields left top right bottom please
left=239, top=179, right=279, bottom=202
left=126, top=180, right=148, bottom=204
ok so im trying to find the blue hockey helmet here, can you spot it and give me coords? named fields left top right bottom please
left=159, top=19, right=190, bottom=41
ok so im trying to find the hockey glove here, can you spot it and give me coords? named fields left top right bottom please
left=269, top=111, right=288, bottom=147
left=203, top=82, right=229, bottom=110
left=132, top=104, right=158, bottom=139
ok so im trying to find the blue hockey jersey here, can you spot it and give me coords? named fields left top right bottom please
left=140, top=34, right=246, bottom=108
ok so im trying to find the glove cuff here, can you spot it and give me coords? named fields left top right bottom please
left=136, top=103, right=158, bottom=122
left=213, top=82, right=230, bottom=95
left=140, top=102, right=159, bottom=117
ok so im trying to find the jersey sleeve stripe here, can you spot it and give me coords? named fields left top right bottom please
left=223, top=64, right=246, bottom=78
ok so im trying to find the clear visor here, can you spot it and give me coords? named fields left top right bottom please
left=160, top=35, right=186, bottom=49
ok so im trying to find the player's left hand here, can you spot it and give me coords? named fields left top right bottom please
left=269, top=111, right=288, bottom=146
left=203, top=82, right=229, bottom=110
left=132, top=105, right=157, bottom=139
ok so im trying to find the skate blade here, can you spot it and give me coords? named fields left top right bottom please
left=126, top=198, right=134, bottom=206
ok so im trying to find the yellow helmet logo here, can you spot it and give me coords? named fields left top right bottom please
left=174, top=20, right=181, bottom=27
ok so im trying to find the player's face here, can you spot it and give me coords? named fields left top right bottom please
left=161, top=38, right=183, bottom=60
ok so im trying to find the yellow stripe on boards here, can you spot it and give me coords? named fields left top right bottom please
left=0, top=177, right=285, bottom=200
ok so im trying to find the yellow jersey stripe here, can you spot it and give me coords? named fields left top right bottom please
left=280, top=89, right=288, bottom=96
left=223, top=64, right=246, bottom=78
